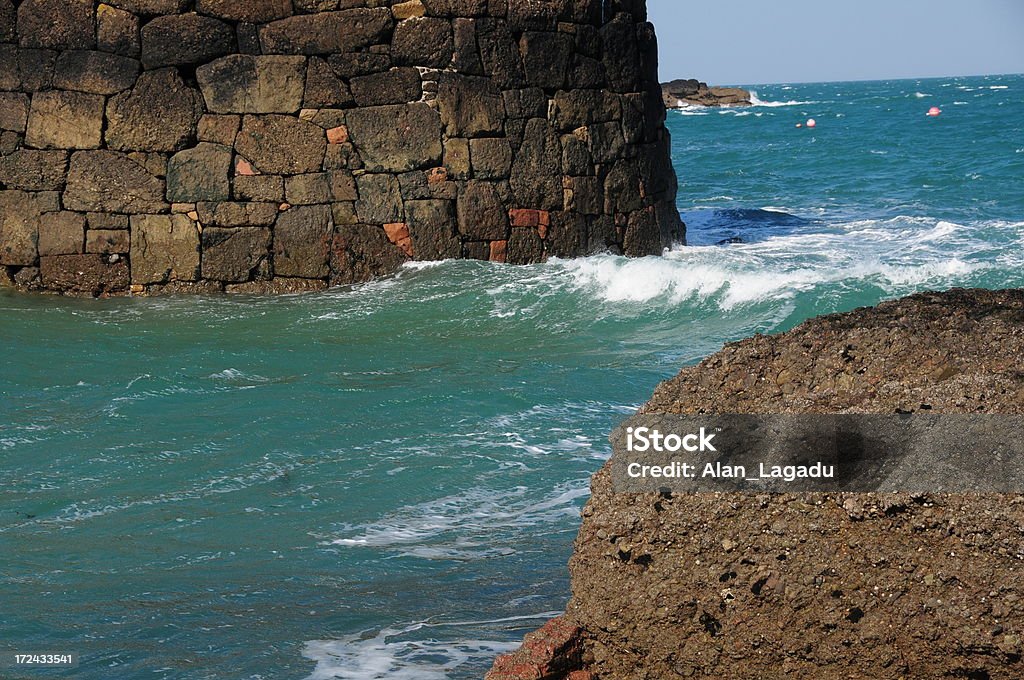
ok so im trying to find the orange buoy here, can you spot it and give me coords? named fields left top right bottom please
left=927, top=106, right=941, bottom=117
left=806, top=118, right=816, bottom=128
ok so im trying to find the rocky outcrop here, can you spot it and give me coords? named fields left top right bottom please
left=491, top=288, right=1024, bottom=679
left=662, top=78, right=751, bottom=108
left=0, top=0, right=684, bottom=297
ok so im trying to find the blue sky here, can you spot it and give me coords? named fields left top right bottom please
left=647, top=0, right=1024, bottom=85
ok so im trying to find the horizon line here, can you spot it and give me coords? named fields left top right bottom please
left=662, top=71, right=1024, bottom=88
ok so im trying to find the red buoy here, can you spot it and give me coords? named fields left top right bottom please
left=806, top=118, right=817, bottom=128
left=927, top=106, right=941, bottom=117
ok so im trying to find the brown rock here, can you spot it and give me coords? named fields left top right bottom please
left=392, top=17, right=453, bottom=69
left=383, top=222, right=413, bottom=257
left=106, top=69, right=204, bottom=153
left=469, top=137, right=512, bottom=179
left=198, top=115, right=241, bottom=146
left=200, top=227, right=272, bottom=282
left=0, top=150, right=68, bottom=191
left=355, top=173, right=403, bottom=224
left=97, top=4, right=140, bottom=58
left=345, top=103, right=442, bottom=173
left=273, top=204, right=332, bottom=278
left=391, top=0, right=426, bottom=20
left=349, top=68, right=422, bottom=107
left=86, top=229, right=130, bottom=254
left=488, top=239, right=506, bottom=263
left=25, top=91, right=105, bottom=150
left=405, top=198, right=459, bottom=260
left=0, top=92, right=29, bottom=133
left=304, top=57, right=354, bottom=109
left=436, top=73, right=505, bottom=137
left=509, top=118, right=563, bottom=210
left=457, top=180, right=508, bottom=240
left=195, top=0, right=292, bottom=22
left=259, top=9, right=393, bottom=55
left=167, top=143, right=233, bottom=203
left=196, top=202, right=278, bottom=227
left=0, top=190, right=60, bottom=265
left=141, top=13, right=235, bottom=69
left=519, top=31, right=573, bottom=90
left=233, top=175, right=284, bottom=203
left=64, top=150, right=167, bottom=214
left=53, top=51, right=140, bottom=95
left=235, top=115, right=327, bottom=175
left=329, top=222, right=408, bottom=285
left=0, top=0, right=13, bottom=42
left=17, top=0, right=95, bottom=50
left=39, top=254, right=129, bottom=296
left=197, top=55, right=307, bottom=114
left=105, top=0, right=188, bottom=13
left=326, top=125, right=349, bottom=145
left=285, top=173, right=331, bottom=205
left=506, top=227, right=544, bottom=264
left=37, top=212, right=85, bottom=256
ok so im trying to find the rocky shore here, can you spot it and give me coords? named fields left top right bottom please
left=489, top=288, right=1024, bottom=679
left=1, top=0, right=683, bottom=297
left=662, top=78, right=751, bottom=108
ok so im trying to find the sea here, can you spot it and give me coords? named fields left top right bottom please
left=2, top=74, right=1023, bottom=679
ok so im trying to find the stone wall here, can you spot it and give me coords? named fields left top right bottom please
left=0, top=0, right=683, bottom=296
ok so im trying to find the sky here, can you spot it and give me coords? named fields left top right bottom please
left=647, top=0, right=1024, bottom=85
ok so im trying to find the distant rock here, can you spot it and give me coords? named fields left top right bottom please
left=662, top=78, right=751, bottom=108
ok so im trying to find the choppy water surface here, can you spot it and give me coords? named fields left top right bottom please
left=2, top=75, right=1022, bottom=679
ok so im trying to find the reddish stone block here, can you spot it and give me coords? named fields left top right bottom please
left=383, top=222, right=413, bottom=257
left=489, top=239, right=507, bottom=263
left=326, top=125, right=349, bottom=145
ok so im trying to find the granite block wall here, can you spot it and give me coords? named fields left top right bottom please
left=0, top=0, right=683, bottom=296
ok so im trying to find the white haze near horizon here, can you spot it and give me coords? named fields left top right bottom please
left=648, top=0, right=1024, bottom=86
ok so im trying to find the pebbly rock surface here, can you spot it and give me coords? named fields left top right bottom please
left=0, top=0, right=684, bottom=297
left=662, top=78, right=751, bottom=108
left=490, top=288, right=1024, bottom=679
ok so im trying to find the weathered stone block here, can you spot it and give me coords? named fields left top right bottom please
left=502, top=88, right=547, bottom=119
left=25, top=91, right=105, bottom=150
left=457, top=180, right=508, bottom=240
left=200, top=227, right=272, bottom=282
left=64, top=150, right=167, bottom=214
left=329, top=223, right=408, bottom=285
left=550, top=89, right=621, bottom=131
left=196, top=0, right=292, bottom=22
left=233, top=175, right=284, bottom=202
left=259, top=9, right=393, bottom=55
left=436, top=73, right=505, bottom=137
left=142, top=14, right=235, bottom=68
left=421, top=0, right=487, bottom=17
left=197, top=55, right=307, bottom=114
left=0, top=190, right=58, bottom=265
left=355, top=173, right=403, bottom=224
left=97, top=4, right=141, bottom=57
left=601, top=12, right=642, bottom=93
left=304, top=57, right=354, bottom=109
left=167, top=143, right=233, bottom=202
left=17, top=0, right=95, bottom=50
left=0, top=0, right=14, bottom=42
left=350, top=68, right=422, bottom=107
left=88, top=213, right=130, bottom=230
left=469, top=138, right=511, bottom=179
left=623, top=206, right=661, bottom=257
left=198, top=115, right=240, bottom=146
left=86, top=229, right=131, bottom=254
left=392, top=0, right=426, bottom=19
left=392, top=17, right=453, bottom=68
left=39, top=254, right=130, bottom=296
left=329, top=171, right=357, bottom=201
left=53, top=51, right=140, bottom=95
left=519, top=31, right=572, bottom=90
left=327, top=52, right=392, bottom=79
left=444, top=138, right=470, bottom=180
left=106, top=69, right=204, bottom=153
left=10, top=48, right=57, bottom=92
left=130, top=213, right=199, bottom=284
left=603, top=159, right=643, bottom=214
left=0, top=150, right=67, bottom=190
left=105, top=0, right=189, bottom=14
left=405, top=198, right=459, bottom=260
left=451, top=17, right=483, bottom=75
left=196, top=201, right=278, bottom=227
left=274, top=204, right=331, bottom=278
left=506, top=227, right=544, bottom=264
left=509, top=118, right=563, bottom=210
left=235, top=115, right=326, bottom=175
left=285, top=173, right=331, bottom=205
left=38, top=212, right=86, bottom=256
left=0, top=93, right=29, bottom=132
left=346, top=103, right=442, bottom=173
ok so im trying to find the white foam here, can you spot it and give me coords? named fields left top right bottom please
left=914, top=92, right=930, bottom=98
left=302, top=614, right=560, bottom=680
left=748, top=91, right=814, bottom=107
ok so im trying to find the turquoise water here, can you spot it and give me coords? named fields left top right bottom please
left=2, top=75, right=1023, bottom=679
